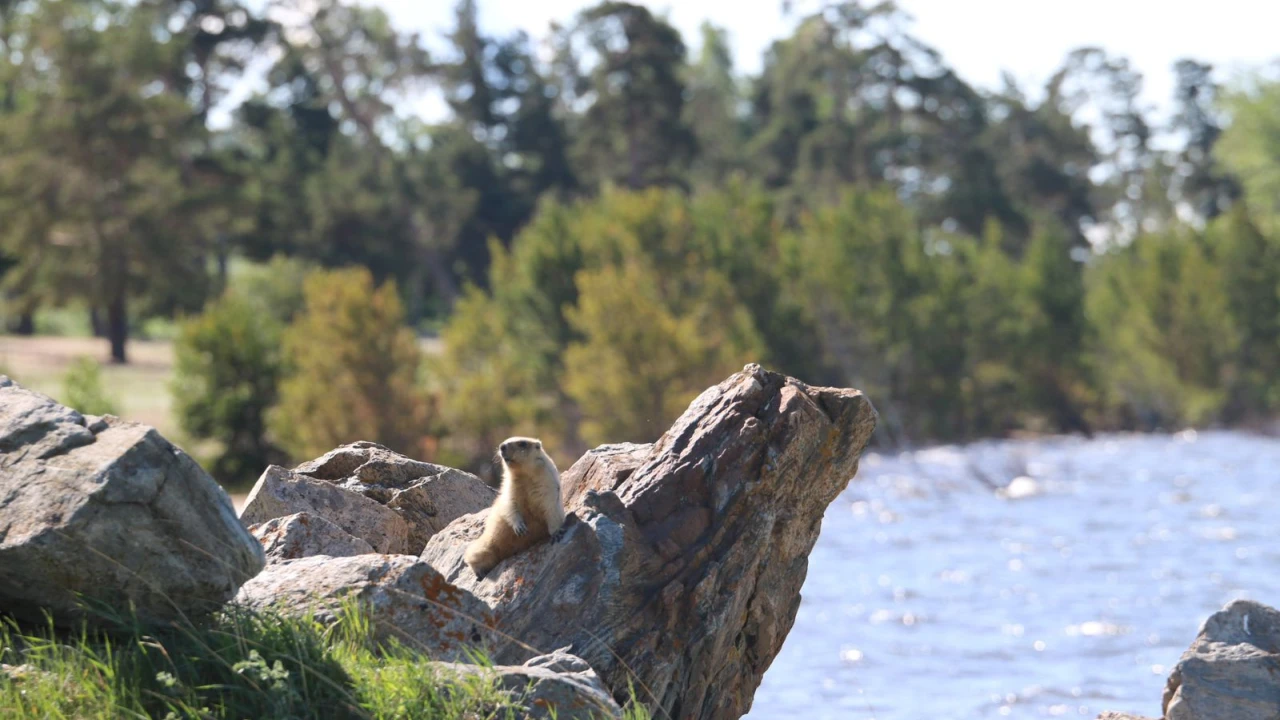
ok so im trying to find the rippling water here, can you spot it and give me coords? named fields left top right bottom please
left=744, top=431, right=1280, bottom=719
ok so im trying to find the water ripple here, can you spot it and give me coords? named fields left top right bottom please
left=745, top=431, right=1280, bottom=719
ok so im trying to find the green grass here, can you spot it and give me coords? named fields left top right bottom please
left=0, top=601, right=646, bottom=720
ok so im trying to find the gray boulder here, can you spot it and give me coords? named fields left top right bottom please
left=239, top=442, right=494, bottom=555
left=240, top=466, right=411, bottom=554
left=248, top=512, right=375, bottom=562
left=431, top=648, right=623, bottom=720
left=233, top=553, right=497, bottom=662
left=0, top=376, right=264, bottom=625
left=1162, top=599, right=1280, bottom=720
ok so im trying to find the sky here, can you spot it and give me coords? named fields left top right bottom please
left=368, top=0, right=1280, bottom=124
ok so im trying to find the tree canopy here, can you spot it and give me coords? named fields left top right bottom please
left=4, top=0, right=1280, bottom=474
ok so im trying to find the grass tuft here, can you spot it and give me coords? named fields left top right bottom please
left=0, top=598, right=645, bottom=720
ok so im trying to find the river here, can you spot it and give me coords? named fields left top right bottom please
left=744, top=430, right=1280, bottom=719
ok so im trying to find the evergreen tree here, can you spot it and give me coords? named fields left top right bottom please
left=1209, top=203, right=1280, bottom=419
left=685, top=23, right=745, bottom=187
left=172, top=294, right=284, bottom=485
left=0, top=0, right=213, bottom=362
left=270, top=267, right=430, bottom=461
left=553, top=1, right=695, bottom=189
left=1170, top=59, right=1240, bottom=222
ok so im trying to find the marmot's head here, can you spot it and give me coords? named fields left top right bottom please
left=498, top=436, right=546, bottom=469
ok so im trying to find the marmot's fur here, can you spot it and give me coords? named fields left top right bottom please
left=463, top=437, right=565, bottom=578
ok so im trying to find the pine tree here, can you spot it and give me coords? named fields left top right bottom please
left=270, top=268, right=430, bottom=461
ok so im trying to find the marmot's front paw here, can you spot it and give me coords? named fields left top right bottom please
left=509, top=516, right=528, bottom=536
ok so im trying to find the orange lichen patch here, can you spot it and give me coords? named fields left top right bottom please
left=418, top=571, right=466, bottom=606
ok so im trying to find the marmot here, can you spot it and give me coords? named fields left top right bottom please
left=464, top=436, right=566, bottom=579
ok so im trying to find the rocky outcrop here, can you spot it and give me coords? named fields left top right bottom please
left=0, top=377, right=264, bottom=625
left=1096, top=598, right=1280, bottom=720
left=239, top=442, right=494, bottom=555
left=249, top=512, right=375, bottom=562
left=421, top=364, right=877, bottom=720
left=240, top=466, right=412, bottom=554
left=233, top=554, right=497, bottom=662
left=1161, top=599, right=1280, bottom=720
left=432, top=648, right=623, bottom=720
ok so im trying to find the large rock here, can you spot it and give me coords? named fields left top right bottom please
left=422, top=364, right=877, bottom=720
left=1162, top=599, right=1280, bottom=720
left=239, top=442, right=494, bottom=555
left=432, top=648, right=623, bottom=720
left=0, top=377, right=264, bottom=625
left=248, top=512, right=375, bottom=562
left=234, top=553, right=497, bottom=662
left=240, top=466, right=411, bottom=554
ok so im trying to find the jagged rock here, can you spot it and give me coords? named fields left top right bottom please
left=0, top=377, right=263, bottom=625
left=233, top=554, right=497, bottom=662
left=422, top=364, right=877, bottom=720
left=559, top=442, right=650, bottom=508
left=240, top=442, right=494, bottom=555
left=248, top=512, right=375, bottom=562
left=239, top=466, right=410, bottom=554
left=1162, top=599, right=1280, bottom=720
left=432, top=648, right=623, bottom=720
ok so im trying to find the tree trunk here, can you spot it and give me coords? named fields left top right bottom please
left=107, top=288, right=127, bottom=364
left=90, top=306, right=105, bottom=338
left=13, top=311, right=34, bottom=336
left=216, top=233, right=229, bottom=296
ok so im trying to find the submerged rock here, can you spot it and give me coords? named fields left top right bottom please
left=421, top=364, right=877, bottom=720
left=0, top=376, right=263, bottom=625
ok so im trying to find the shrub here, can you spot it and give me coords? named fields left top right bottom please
left=270, top=267, right=429, bottom=461
left=562, top=261, right=761, bottom=445
left=171, top=294, right=285, bottom=486
left=229, top=254, right=314, bottom=325
left=62, top=356, right=118, bottom=416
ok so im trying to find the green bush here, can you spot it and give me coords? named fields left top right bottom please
left=171, top=294, right=284, bottom=486
left=1087, top=227, right=1237, bottom=427
left=270, top=267, right=429, bottom=461
left=228, top=254, right=315, bottom=325
left=563, top=261, right=760, bottom=445
left=434, top=186, right=775, bottom=461
left=62, top=356, right=118, bottom=416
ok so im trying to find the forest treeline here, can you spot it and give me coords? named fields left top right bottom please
left=4, top=0, right=1280, bottom=481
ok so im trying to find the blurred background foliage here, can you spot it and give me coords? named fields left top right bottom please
left=4, top=0, right=1280, bottom=487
